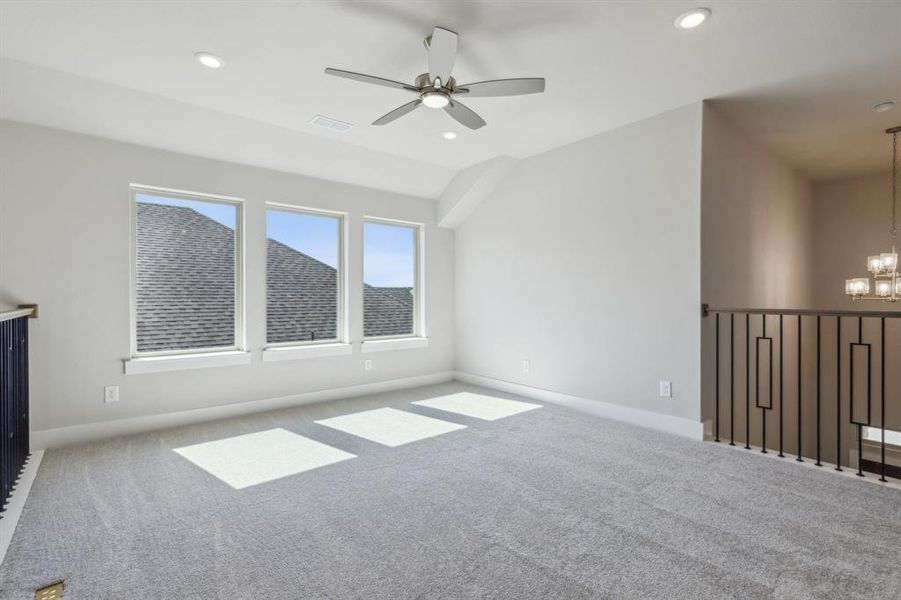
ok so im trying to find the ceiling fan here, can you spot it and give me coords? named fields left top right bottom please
left=325, top=26, right=545, bottom=130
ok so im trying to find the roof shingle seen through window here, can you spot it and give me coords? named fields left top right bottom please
left=135, top=203, right=414, bottom=352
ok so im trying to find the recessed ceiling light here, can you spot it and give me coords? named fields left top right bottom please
left=195, top=52, right=225, bottom=69
left=441, top=131, right=458, bottom=140
left=873, top=100, right=896, bottom=113
left=674, top=8, right=711, bottom=30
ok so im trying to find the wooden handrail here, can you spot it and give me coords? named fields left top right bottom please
left=0, top=305, right=36, bottom=323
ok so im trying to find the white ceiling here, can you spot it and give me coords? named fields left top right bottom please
left=2, top=1, right=901, bottom=198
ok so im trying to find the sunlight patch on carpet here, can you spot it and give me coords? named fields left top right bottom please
left=174, top=428, right=355, bottom=489
left=413, top=392, right=541, bottom=421
left=315, top=407, right=465, bottom=447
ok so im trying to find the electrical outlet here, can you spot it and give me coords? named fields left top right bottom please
left=364, top=359, right=372, bottom=372
left=104, top=385, right=119, bottom=403
left=659, top=381, right=672, bottom=398
left=522, top=360, right=530, bottom=373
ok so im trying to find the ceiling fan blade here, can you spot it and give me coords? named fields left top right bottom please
left=373, top=99, right=423, bottom=125
left=428, top=27, right=457, bottom=85
left=325, top=68, right=418, bottom=92
left=456, top=78, right=546, bottom=97
left=443, top=98, right=486, bottom=130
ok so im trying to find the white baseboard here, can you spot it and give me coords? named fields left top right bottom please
left=32, top=371, right=454, bottom=450
left=454, top=371, right=704, bottom=441
left=0, top=450, right=43, bottom=566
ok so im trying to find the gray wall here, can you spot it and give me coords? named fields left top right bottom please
left=454, top=104, right=704, bottom=422
left=0, top=120, right=455, bottom=433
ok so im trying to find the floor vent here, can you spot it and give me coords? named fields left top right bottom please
left=35, top=581, right=64, bottom=600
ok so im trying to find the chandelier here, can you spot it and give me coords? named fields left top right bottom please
left=845, top=126, right=901, bottom=301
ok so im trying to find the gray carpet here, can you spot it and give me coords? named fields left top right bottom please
left=2, top=382, right=900, bottom=599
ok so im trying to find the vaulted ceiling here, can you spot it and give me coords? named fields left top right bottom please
left=2, top=1, right=900, bottom=197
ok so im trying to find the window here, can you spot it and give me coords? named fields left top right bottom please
left=363, top=219, right=421, bottom=338
left=863, top=426, right=901, bottom=447
left=131, top=186, right=243, bottom=356
left=266, top=205, right=345, bottom=345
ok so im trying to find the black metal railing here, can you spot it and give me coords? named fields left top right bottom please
left=703, top=305, right=901, bottom=482
left=0, top=308, right=33, bottom=519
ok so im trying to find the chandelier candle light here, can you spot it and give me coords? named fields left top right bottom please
left=846, top=126, right=901, bottom=302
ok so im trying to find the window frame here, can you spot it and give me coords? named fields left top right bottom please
left=264, top=202, right=348, bottom=348
left=129, top=184, right=246, bottom=358
left=362, top=216, right=425, bottom=341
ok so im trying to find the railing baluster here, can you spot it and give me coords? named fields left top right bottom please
left=730, top=313, right=735, bottom=446
left=22, top=316, right=29, bottom=466
left=797, top=314, right=803, bottom=462
left=715, top=312, right=720, bottom=442
left=1, top=319, right=7, bottom=514
left=816, top=315, right=822, bottom=466
left=760, top=315, right=767, bottom=453
left=880, top=317, right=887, bottom=483
left=746, top=313, right=751, bottom=450
left=857, top=316, right=864, bottom=477
left=836, top=315, right=842, bottom=472
left=778, top=314, right=785, bottom=457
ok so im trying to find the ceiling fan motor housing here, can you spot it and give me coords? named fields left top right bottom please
left=415, top=73, right=455, bottom=91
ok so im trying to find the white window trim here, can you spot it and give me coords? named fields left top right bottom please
left=265, top=202, right=349, bottom=347
left=362, top=216, right=425, bottom=342
left=863, top=426, right=901, bottom=447
left=129, top=184, right=246, bottom=359
left=124, top=350, right=252, bottom=375
left=361, top=337, right=429, bottom=353
left=262, top=342, right=353, bottom=362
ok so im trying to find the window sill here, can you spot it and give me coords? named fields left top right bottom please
left=262, top=343, right=353, bottom=362
left=361, top=337, right=429, bottom=353
left=124, top=351, right=251, bottom=375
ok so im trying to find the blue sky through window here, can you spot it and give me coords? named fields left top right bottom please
left=267, top=209, right=338, bottom=268
left=364, top=222, right=415, bottom=288
left=136, top=193, right=236, bottom=229
left=136, top=194, right=414, bottom=285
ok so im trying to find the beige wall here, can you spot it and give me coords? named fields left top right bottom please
left=809, top=173, right=901, bottom=465
left=700, top=104, right=816, bottom=453
left=812, top=173, right=895, bottom=309
left=701, top=103, right=814, bottom=310
left=0, top=120, right=455, bottom=436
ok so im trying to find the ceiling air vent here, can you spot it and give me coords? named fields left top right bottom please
left=309, top=114, right=353, bottom=132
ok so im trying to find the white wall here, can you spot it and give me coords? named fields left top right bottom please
left=0, top=120, right=454, bottom=436
left=454, top=104, right=704, bottom=422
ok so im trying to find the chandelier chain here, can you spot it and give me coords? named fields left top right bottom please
left=893, top=131, right=898, bottom=240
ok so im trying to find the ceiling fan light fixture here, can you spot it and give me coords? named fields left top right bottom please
left=674, top=8, right=711, bottom=30
left=422, top=91, right=450, bottom=109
